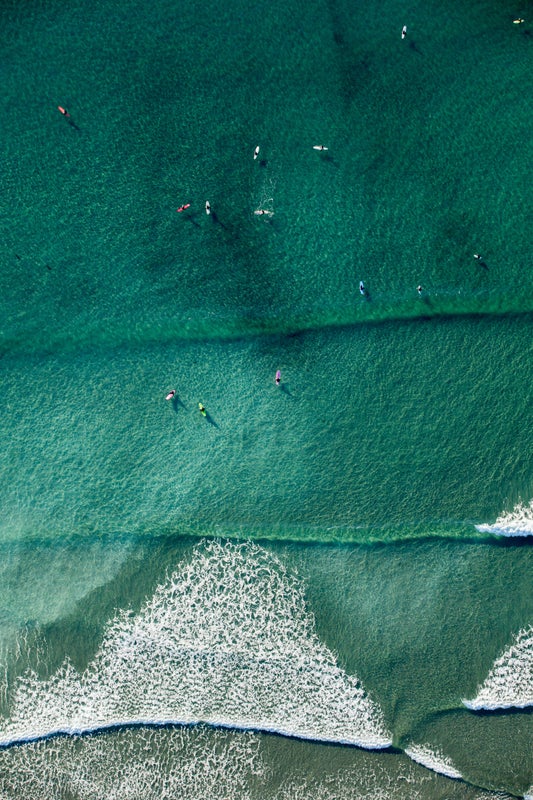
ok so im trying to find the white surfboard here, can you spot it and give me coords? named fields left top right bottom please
left=313, top=145, right=328, bottom=151
left=254, top=146, right=260, bottom=160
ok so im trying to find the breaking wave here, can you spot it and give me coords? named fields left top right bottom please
left=0, top=541, right=391, bottom=749
left=475, top=499, right=533, bottom=537
left=463, top=626, right=533, bottom=710
left=405, top=743, right=463, bottom=780
left=0, top=726, right=514, bottom=800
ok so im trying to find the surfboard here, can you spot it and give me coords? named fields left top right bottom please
left=313, top=145, right=328, bottom=151
left=205, top=201, right=211, bottom=214
left=199, top=403, right=207, bottom=416
left=254, top=146, right=260, bottom=160
left=402, top=25, right=407, bottom=38
left=166, top=390, right=176, bottom=400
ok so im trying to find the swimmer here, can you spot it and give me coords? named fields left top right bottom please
left=275, top=370, right=281, bottom=385
left=359, top=281, right=365, bottom=295
left=417, top=285, right=423, bottom=295
left=176, top=204, right=191, bottom=213
left=313, top=145, right=328, bottom=151
left=473, top=253, right=482, bottom=260
left=165, top=390, right=176, bottom=400
left=254, top=146, right=260, bottom=160
left=57, top=106, right=70, bottom=117
left=402, top=25, right=407, bottom=39
left=205, top=201, right=211, bottom=214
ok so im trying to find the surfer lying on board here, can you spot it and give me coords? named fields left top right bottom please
left=176, top=204, right=191, bottom=213
left=199, top=403, right=207, bottom=416
left=58, top=106, right=70, bottom=117
left=275, top=370, right=281, bottom=385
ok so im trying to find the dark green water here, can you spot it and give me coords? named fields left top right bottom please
left=0, top=0, right=531, bottom=797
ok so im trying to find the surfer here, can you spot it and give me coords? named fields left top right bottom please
left=275, top=370, right=281, bottom=385
left=254, top=209, right=270, bottom=216
left=57, top=106, right=70, bottom=117
left=359, top=281, right=365, bottom=295
left=176, top=204, right=191, bottom=213
left=199, top=403, right=207, bottom=416
left=473, top=253, right=482, bottom=260
left=313, top=145, right=328, bottom=151
left=254, top=146, right=260, bottom=160
left=205, top=201, right=211, bottom=215
left=417, top=285, right=423, bottom=295
left=165, top=390, right=176, bottom=401
left=513, top=18, right=525, bottom=23
left=402, top=25, right=407, bottom=39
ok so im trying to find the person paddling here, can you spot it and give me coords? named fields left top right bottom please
left=58, top=106, right=70, bottom=117
left=275, top=370, right=281, bottom=385
left=176, top=204, right=191, bottom=213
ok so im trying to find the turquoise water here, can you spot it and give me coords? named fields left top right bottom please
left=0, top=0, right=532, bottom=797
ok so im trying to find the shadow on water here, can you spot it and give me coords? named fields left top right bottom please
left=259, top=159, right=268, bottom=168
left=210, top=210, right=229, bottom=231
left=321, top=153, right=338, bottom=167
left=479, top=260, right=489, bottom=270
left=184, top=213, right=201, bottom=228
left=409, top=39, right=423, bottom=55
left=279, top=383, right=294, bottom=397
left=203, top=411, right=219, bottom=428
left=171, top=395, right=186, bottom=412
left=67, top=119, right=81, bottom=131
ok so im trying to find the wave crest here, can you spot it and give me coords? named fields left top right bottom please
left=475, top=499, right=533, bottom=537
left=463, top=626, right=533, bottom=710
left=0, top=541, right=391, bottom=749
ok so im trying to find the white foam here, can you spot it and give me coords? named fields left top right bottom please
left=0, top=727, right=513, bottom=800
left=0, top=726, right=264, bottom=800
left=476, top=499, right=533, bottom=536
left=405, top=743, right=463, bottom=780
left=463, top=626, right=533, bottom=710
left=0, top=541, right=391, bottom=749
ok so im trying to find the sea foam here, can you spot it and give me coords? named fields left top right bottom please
left=0, top=541, right=391, bottom=749
left=0, top=726, right=515, bottom=800
left=475, top=499, right=533, bottom=537
left=463, top=626, right=533, bottom=710
left=0, top=726, right=264, bottom=800
left=405, top=743, right=462, bottom=780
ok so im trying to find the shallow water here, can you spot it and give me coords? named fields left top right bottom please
left=0, top=0, right=531, bottom=796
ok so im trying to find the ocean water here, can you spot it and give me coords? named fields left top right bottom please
left=0, top=0, right=532, bottom=797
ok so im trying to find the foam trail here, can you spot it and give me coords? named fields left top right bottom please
left=463, top=626, right=533, bottom=710
left=405, top=743, right=463, bottom=780
left=0, top=541, right=391, bottom=748
left=0, top=727, right=515, bottom=800
left=0, top=727, right=264, bottom=800
left=475, top=499, right=533, bottom=537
